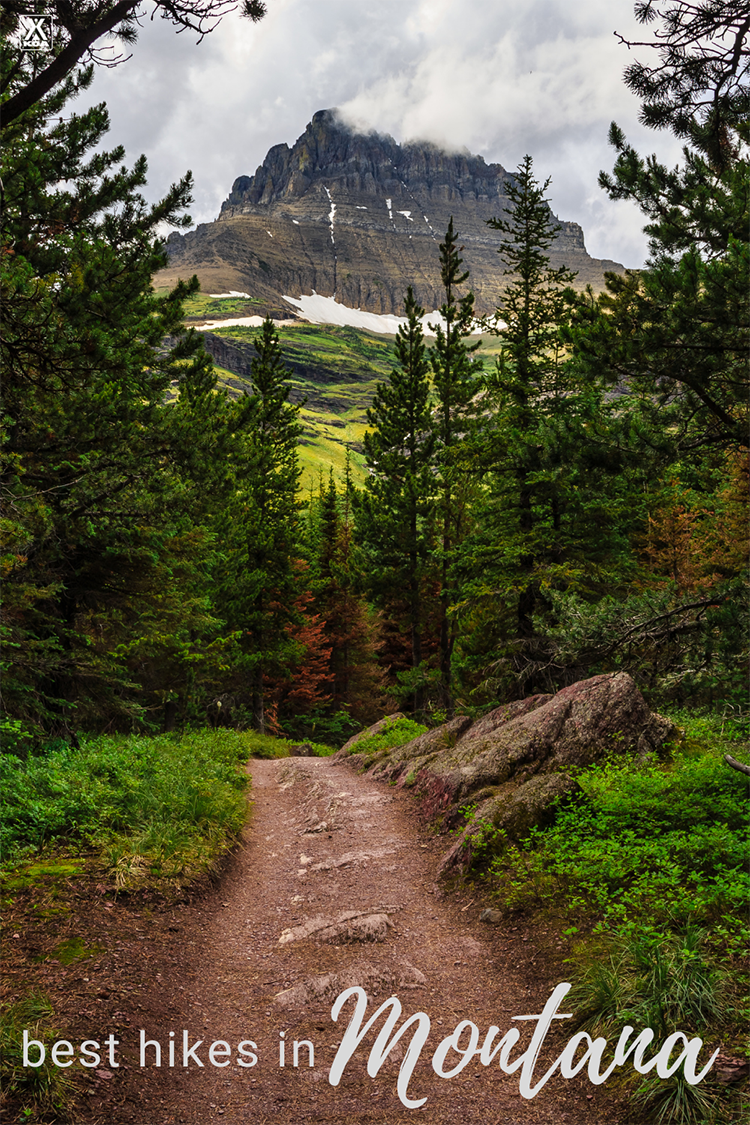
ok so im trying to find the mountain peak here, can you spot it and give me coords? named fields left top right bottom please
left=219, top=109, right=510, bottom=215
left=162, top=111, right=625, bottom=317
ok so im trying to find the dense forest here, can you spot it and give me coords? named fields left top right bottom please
left=1, top=5, right=748, bottom=1124
left=2, top=2, right=747, bottom=750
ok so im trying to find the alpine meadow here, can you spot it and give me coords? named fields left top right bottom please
left=1, top=3, right=748, bottom=1125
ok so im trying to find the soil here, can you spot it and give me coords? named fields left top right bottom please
left=3, top=755, right=630, bottom=1125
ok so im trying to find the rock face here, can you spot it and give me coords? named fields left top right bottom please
left=337, top=673, right=675, bottom=872
left=160, top=109, right=625, bottom=316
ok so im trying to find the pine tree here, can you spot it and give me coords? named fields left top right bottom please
left=454, top=158, right=629, bottom=697
left=356, top=287, right=437, bottom=711
left=430, top=222, right=484, bottom=712
left=215, top=318, right=302, bottom=734
left=556, top=0, right=749, bottom=703
left=484, top=155, right=578, bottom=641
left=613, top=0, right=750, bottom=172
left=0, top=58, right=230, bottom=733
left=310, top=471, right=385, bottom=730
left=588, top=2, right=749, bottom=453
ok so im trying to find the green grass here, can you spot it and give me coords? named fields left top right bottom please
left=0, top=728, right=257, bottom=883
left=343, top=715, right=428, bottom=757
left=182, top=292, right=264, bottom=319
left=243, top=731, right=337, bottom=758
left=0, top=992, right=73, bottom=1120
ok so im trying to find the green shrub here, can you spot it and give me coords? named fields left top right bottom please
left=0, top=728, right=253, bottom=881
left=486, top=713, right=749, bottom=953
left=347, top=716, right=428, bottom=757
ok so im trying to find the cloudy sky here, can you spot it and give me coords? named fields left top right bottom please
left=75, top=0, right=685, bottom=268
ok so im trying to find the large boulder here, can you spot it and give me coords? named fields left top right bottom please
left=338, top=673, right=675, bottom=868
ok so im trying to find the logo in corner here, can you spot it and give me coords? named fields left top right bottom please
left=16, top=14, right=55, bottom=52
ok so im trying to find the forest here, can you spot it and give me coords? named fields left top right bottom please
left=2, top=3, right=747, bottom=747
left=1, top=3, right=748, bottom=1123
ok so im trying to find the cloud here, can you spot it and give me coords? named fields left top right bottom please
left=75, top=0, right=686, bottom=268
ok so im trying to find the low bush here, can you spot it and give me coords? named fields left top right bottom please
left=476, top=708, right=749, bottom=1124
left=348, top=716, right=428, bottom=757
left=0, top=728, right=255, bottom=883
left=484, top=711, right=749, bottom=955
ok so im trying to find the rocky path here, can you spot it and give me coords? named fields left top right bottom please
left=115, top=756, right=612, bottom=1125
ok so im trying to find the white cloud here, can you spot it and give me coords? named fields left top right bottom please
left=75, top=0, right=686, bottom=268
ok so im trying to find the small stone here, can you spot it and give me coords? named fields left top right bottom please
left=479, top=909, right=504, bottom=925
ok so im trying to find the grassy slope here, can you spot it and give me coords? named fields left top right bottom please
left=182, top=305, right=505, bottom=488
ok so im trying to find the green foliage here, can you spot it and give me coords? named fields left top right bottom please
left=485, top=710, right=749, bottom=954
left=572, top=926, right=726, bottom=1039
left=430, top=220, right=484, bottom=709
left=0, top=991, right=72, bottom=1118
left=346, top=716, right=428, bottom=757
left=213, top=317, right=303, bottom=733
left=0, top=729, right=252, bottom=880
left=569, top=926, right=730, bottom=1125
left=454, top=157, right=630, bottom=699
left=357, top=287, right=438, bottom=712
left=1, top=55, right=239, bottom=734
left=211, top=321, right=400, bottom=488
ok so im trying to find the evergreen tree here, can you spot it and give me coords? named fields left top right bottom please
left=356, top=287, right=437, bottom=711
left=430, top=221, right=484, bottom=712
left=1, top=59, right=230, bottom=733
left=588, top=2, right=749, bottom=453
left=558, top=0, right=749, bottom=703
left=614, top=0, right=749, bottom=172
left=309, top=471, right=384, bottom=731
left=483, top=156, right=578, bottom=642
left=455, top=158, right=630, bottom=698
left=215, top=318, right=302, bottom=734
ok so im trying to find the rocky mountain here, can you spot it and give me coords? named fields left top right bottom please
left=159, top=109, right=624, bottom=317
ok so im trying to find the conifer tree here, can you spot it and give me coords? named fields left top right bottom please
left=484, top=156, right=578, bottom=642
left=430, top=221, right=484, bottom=712
left=455, top=158, right=628, bottom=697
left=310, top=471, right=384, bottom=730
left=216, top=318, right=302, bottom=734
left=356, top=287, right=437, bottom=711
left=556, top=0, right=749, bottom=701
left=0, top=56, right=230, bottom=732
left=586, top=2, right=749, bottom=453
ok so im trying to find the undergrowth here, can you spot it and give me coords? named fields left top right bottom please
left=483, top=711, right=749, bottom=955
left=0, top=728, right=256, bottom=883
left=344, top=715, right=428, bottom=757
left=473, top=707, right=749, bottom=1124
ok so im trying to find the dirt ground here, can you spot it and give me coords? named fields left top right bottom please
left=3, top=755, right=633, bottom=1125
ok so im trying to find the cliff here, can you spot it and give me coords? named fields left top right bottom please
left=160, top=109, right=624, bottom=317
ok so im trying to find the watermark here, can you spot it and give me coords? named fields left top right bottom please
left=21, top=983, right=719, bottom=1111
left=15, top=13, right=55, bottom=52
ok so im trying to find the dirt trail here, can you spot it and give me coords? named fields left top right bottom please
left=114, top=756, right=614, bottom=1125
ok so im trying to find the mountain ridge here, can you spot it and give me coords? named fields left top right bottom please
left=160, top=109, right=624, bottom=317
